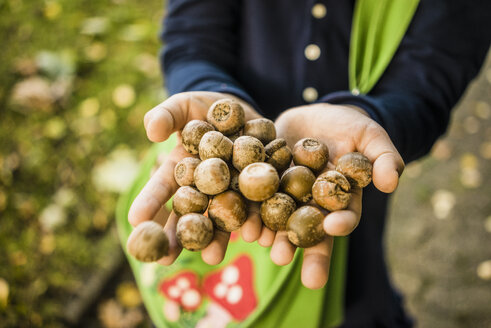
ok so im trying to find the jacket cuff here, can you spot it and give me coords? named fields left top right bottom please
left=317, top=91, right=385, bottom=128
left=164, top=60, right=262, bottom=115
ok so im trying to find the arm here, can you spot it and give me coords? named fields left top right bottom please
left=161, top=0, right=261, bottom=113
left=319, top=0, right=491, bottom=163
left=272, top=0, right=490, bottom=288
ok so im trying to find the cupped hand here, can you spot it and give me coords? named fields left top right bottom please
left=128, top=91, right=263, bottom=266
left=271, top=103, right=405, bottom=289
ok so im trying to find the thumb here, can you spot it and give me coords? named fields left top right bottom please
left=358, top=123, right=404, bottom=193
left=144, top=93, right=209, bottom=142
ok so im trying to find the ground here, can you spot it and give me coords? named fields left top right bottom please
left=0, top=0, right=489, bottom=327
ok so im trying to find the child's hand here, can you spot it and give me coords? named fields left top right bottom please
left=268, top=103, right=405, bottom=289
left=128, top=91, right=263, bottom=265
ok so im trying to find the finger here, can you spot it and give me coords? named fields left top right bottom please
left=257, top=227, right=275, bottom=247
left=358, top=123, right=405, bottom=193
left=128, top=146, right=189, bottom=227
left=270, top=231, right=296, bottom=266
left=157, top=211, right=182, bottom=265
left=301, top=236, right=334, bottom=289
left=241, top=202, right=262, bottom=242
left=201, top=230, right=230, bottom=265
left=144, top=93, right=208, bottom=142
left=372, top=152, right=404, bottom=193
left=323, top=187, right=362, bottom=236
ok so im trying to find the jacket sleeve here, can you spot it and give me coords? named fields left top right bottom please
left=319, top=0, right=490, bottom=163
left=160, top=0, right=261, bottom=112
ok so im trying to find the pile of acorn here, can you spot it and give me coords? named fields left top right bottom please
left=127, top=99, right=372, bottom=263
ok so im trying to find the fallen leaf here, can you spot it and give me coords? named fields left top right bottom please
left=99, top=299, right=124, bottom=328
left=112, top=84, right=136, bottom=108
left=79, top=97, right=100, bottom=117
left=460, top=153, right=478, bottom=170
left=44, top=117, right=67, bottom=139
left=92, top=209, right=108, bottom=231
left=81, top=17, right=110, bottom=35
left=477, top=260, right=491, bottom=281
left=54, top=187, right=75, bottom=207
left=460, top=168, right=482, bottom=189
left=0, top=278, right=9, bottom=308
left=431, top=189, right=456, bottom=220
left=84, top=42, right=108, bottom=62
left=44, top=0, right=62, bottom=20
left=10, top=76, right=54, bottom=112
left=119, top=23, right=150, bottom=42
left=474, top=101, right=490, bottom=120
left=116, top=282, right=142, bottom=308
left=13, top=58, right=38, bottom=76
left=39, top=203, right=67, bottom=231
left=40, top=234, right=56, bottom=255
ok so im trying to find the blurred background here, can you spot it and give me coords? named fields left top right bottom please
left=0, top=0, right=489, bottom=327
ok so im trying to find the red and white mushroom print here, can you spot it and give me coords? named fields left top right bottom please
left=159, top=271, right=202, bottom=312
left=203, top=255, right=257, bottom=321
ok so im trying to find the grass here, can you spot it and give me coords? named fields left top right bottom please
left=0, top=0, right=165, bottom=326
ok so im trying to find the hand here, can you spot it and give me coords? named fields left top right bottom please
left=268, top=103, right=405, bottom=289
left=128, top=91, right=264, bottom=266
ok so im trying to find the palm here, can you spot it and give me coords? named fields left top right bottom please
left=129, top=91, right=263, bottom=266
left=268, top=103, right=404, bottom=289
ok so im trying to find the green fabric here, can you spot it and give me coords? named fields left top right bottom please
left=116, top=0, right=420, bottom=326
left=349, top=0, right=420, bottom=94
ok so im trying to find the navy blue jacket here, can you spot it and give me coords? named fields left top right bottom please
left=161, top=1, right=490, bottom=326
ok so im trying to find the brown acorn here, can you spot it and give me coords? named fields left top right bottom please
left=286, top=206, right=325, bottom=248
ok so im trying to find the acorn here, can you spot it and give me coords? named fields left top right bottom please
left=194, top=158, right=230, bottom=195
left=243, top=118, right=276, bottom=145
left=181, top=120, right=215, bottom=155
left=126, top=221, right=169, bottom=262
left=335, top=152, right=372, bottom=188
left=207, top=99, right=245, bottom=135
left=232, top=136, right=266, bottom=171
left=239, top=162, right=279, bottom=202
left=174, top=157, right=201, bottom=187
left=265, top=138, right=292, bottom=173
left=287, top=206, right=325, bottom=248
left=292, top=138, right=329, bottom=172
left=172, top=186, right=209, bottom=216
left=312, top=171, right=351, bottom=211
left=279, top=166, right=316, bottom=203
left=260, top=193, right=296, bottom=231
left=176, top=213, right=214, bottom=251
left=208, top=190, right=247, bottom=232
left=198, top=131, right=233, bottom=161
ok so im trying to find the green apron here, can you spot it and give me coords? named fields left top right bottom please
left=115, top=1, right=419, bottom=327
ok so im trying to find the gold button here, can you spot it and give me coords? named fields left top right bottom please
left=303, top=87, right=318, bottom=102
left=304, top=44, right=321, bottom=61
left=312, top=4, right=327, bottom=19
